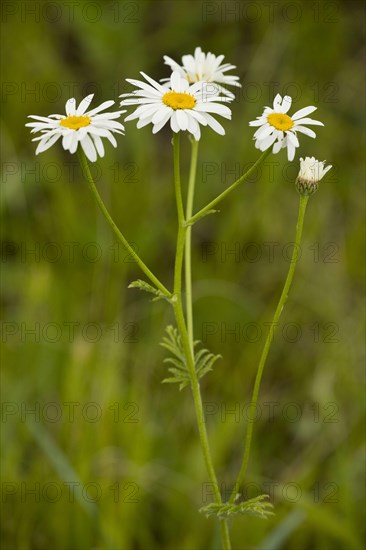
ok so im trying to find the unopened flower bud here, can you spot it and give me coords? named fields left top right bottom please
left=296, top=156, right=332, bottom=195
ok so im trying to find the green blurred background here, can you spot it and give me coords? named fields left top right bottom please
left=1, top=1, right=365, bottom=548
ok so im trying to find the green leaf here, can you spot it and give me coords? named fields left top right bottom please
left=196, top=349, right=222, bottom=378
left=128, top=279, right=171, bottom=302
left=199, top=494, right=274, bottom=520
left=160, top=326, right=221, bottom=390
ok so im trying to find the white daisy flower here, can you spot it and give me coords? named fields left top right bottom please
left=162, top=46, right=241, bottom=98
left=26, top=94, right=126, bottom=162
left=249, top=94, right=324, bottom=161
left=120, top=70, right=232, bottom=141
left=296, top=156, right=332, bottom=195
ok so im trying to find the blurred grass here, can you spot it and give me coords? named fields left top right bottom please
left=1, top=0, right=365, bottom=549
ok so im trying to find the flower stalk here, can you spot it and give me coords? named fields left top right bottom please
left=187, top=149, right=271, bottom=226
left=77, top=149, right=171, bottom=299
left=229, top=193, right=309, bottom=503
left=185, top=138, right=199, bottom=351
left=172, top=133, right=231, bottom=550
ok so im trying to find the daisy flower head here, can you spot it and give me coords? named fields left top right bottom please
left=162, top=47, right=241, bottom=99
left=120, top=70, right=232, bottom=141
left=26, top=94, right=126, bottom=162
left=249, top=94, right=324, bottom=161
left=296, top=156, right=332, bottom=195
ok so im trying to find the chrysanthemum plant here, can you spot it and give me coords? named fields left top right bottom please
left=27, top=47, right=332, bottom=549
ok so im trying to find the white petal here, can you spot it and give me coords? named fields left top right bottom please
left=92, top=111, right=125, bottom=120
left=171, top=71, right=182, bottom=91
left=180, top=79, right=189, bottom=92
left=176, top=110, right=188, bottom=130
left=65, top=98, right=76, bottom=116
left=205, top=95, right=233, bottom=103
left=188, top=81, right=206, bottom=95
left=294, top=125, right=316, bottom=138
left=287, top=131, right=299, bottom=147
left=121, top=98, right=161, bottom=108
left=254, top=123, right=273, bottom=140
left=124, top=103, right=157, bottom=122
left=140, top=72, right=167, bottom=93
left=87, top=127, right=112, bottom=137
left=76, top=94, right=94, bottom=115
left=121, top=90, right=162, bottom=100
left=152, top=105, right=171, bottom=124
left=186, top=115, right=200, bottom=137
left=80, top=133, right=97, bottom=162
left=35, top=133, right=61, bottom=154
left=92, top=120, right=124, bottom=133
left=104, top=132, right=117, bottom=147
left=27, top=115, right=55, bottom=123
left=136, top=115, right=154, bottom=129
left=77, top=127, right=88, bottom=140
left=170, top=111, right=180, bottom=133
left=281, top=95, right=292, bottom=113
left=201, top=113, right=225, bottom=135
left=272, top=139, right=283, bottom=154
left=249, top=118, right=266, bottom=127
left=69, top=132, right=79, bottom=154
left=273, top=94, right=282, bottom=110
left=124, top=79, right=162, bottom=96
left=26, top=122, right=53, bottom=130
left=62, top=131, right=74, bottom=150
left=258, top=132, right=278, bottom=150
left=188, top=117, right=201, bottom=141
left=137, top=105, right=161, bottom=120
left=291, top=106, right=317, bottom=120
left=294, top=117, right=324, bottom=126
left=87, top=100, right=115, bottom=116
left=189, top=110, right=208, bottom=125
left=152, top=110, right=172, bottom=133
left=163, top=56, right=180, bottom=71
left=195, top=102, right=231, bottom=119
left=286, top=140, right=296, bottom=161
left=92, top=134, right=105, bottom=157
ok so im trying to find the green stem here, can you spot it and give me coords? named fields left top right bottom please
left=172, top=133, right=231, bottom=550
left=187, top=149, right=271, bottom=226
left=185, top=139, right=199, bottom=351
left=229, top=194, right=309, bottom=503
left=173, top=133, right=185, bottom=298
left=77, top=149, right=171, bottom=298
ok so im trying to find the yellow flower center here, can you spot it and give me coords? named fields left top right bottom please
left=60, top=115, right=91, bottom=130
left=267, top=113, right=294, bottom=131
left=163, top=91, right=196, bottom=110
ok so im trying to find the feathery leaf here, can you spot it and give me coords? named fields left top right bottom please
left=160, top=326, right=221, bottom=390
left=200, top=494, right=274, bottom=519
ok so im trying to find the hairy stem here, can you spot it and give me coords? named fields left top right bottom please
left=230, top=194, right=309, bottom=503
